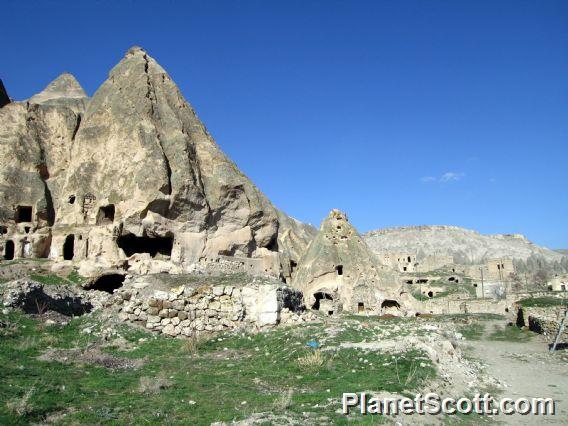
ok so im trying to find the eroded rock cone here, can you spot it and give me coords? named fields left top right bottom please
left=292, top=209, right=412, bottom=315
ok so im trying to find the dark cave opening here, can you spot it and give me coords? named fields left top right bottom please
left=15, top=205, right=32, bottom=223
left=96, top=204, right=115, bottom=225
left=63, top=235, right=75, bottom=260
left=4, top=240, right=15, bottom=260
left=87, top=274, right=125, bottom=293
left=117, top=233, right=173, bottom=257
left=312, top=291, right=333, bottom=310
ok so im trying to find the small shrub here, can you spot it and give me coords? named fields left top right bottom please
left=297, top=350, right=325, bottom=372
left=16, top=336, right=38, bottom=351
left=138, top=374, right=173, bottom=395
left=273, top=389, right=294, bottom=410
left=6, top=384, right=36, bottom=416
left=182, top=333, right=204, bottom=354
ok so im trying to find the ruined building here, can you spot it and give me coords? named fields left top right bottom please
left=291, top=210, right=414, bottom=315
left=0, top=47, right=315, bottom=280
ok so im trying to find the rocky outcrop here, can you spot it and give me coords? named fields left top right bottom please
left=291, top=209, right=413, bottom=315
left=0, top=73, right=86, bottom=260
left=364, top=225, right=565, bottom=265
left=0, top=47, right=314, bottom=280
left=28, top=72, right=89, bottom=113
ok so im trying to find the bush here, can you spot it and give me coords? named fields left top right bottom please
left=297, top=350, right=326, bottom=372
left=138, top=374, right=173, bottom=395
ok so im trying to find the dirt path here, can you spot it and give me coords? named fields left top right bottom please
left=466, top=320, right=568, bottom=424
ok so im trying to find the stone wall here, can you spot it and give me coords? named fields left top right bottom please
left=417, top=297, right=511, bottom=316
left=112, top=282, right=310, bottom=337
left=515, top=305, right=567, bottom=342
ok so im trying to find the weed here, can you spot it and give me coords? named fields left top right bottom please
left=182, top=333, right=204, bottom=354
left=297, top=350, right=326, bottom=372
left=6, top=384, right=36, bottom=417
left=273, top=389, right=294, bottom=410
left=138, top=374, right=173, bottom=395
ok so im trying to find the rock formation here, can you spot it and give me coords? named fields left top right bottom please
left=0, top=47, right=315, bottom=279
left=364, top=225, right=565, bottom=265
left=291, top=209, right=413, bottom=315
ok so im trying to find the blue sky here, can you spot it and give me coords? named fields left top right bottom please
left=3, top=1, right=568, bottom=248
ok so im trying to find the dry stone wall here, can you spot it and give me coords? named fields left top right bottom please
left=516, top=305, right=567, bottom=342
left=112, top=281, right=310, bottom=337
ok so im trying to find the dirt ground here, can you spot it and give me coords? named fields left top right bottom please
left=466, top=320, right=568, bottom=425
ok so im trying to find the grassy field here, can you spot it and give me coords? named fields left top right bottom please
left=0, top=311, right=435, bottom=425
left=517, top=297, right=568, bottom=308
left=488, top=325, right=534, bottom=343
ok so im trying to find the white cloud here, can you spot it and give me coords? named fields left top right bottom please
left=421, top=172, right=465, bottom=183
left=440, top=172, right=465, bottom=182
left=420, top=176, right=437, bottom=183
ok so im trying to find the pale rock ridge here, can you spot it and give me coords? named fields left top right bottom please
left=364, top=225, right=564, bottom=264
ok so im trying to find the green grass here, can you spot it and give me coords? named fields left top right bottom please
left=20, top=271, right=87, bottom=287
left=488, top=325, right=534, bottom=342
left=28, top=274, right=69, bottom=286
left=517, top=297, right=568, bottom=308
left=0, top=311, right=436, bottom=425
left=0, top=259, right=50, bottom=268
left=457, top=323, right=485, bottom=341
left=66, top=270, right=86, bottom=285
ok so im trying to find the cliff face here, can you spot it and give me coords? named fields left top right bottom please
left=364, top=225, right=565, bottom=265
left=0, top=47, right=315, bottom=276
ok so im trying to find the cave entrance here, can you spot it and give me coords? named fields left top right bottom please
left=117, top=233, right=173, bottom=258
left=427, top=291, right=434, bottom=298
left=96, top=204, right=115, bottom=225
left=381, top=299, right=401, bottom=316
left=290, top=260, right=298, bottom=273
left=312, top=292, right=333, bottom=311
left=15, top=205, right=32, bottom=223
left=336, top=265, right=343, bottom=276
left=87, top=274, right=125, bottom=293
left=63, top=235, right=75, bottom=260
left=357, top=302, right=365, bottom=313
left=4, top=240, right=15, bottom=260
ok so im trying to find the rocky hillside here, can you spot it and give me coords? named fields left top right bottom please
left=363, top=225, right=566, bottom=265
left=0, top=47, right=315, bottom=277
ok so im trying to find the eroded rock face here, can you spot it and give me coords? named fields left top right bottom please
left=28, top=72, right=89, bottom=113
left=0, top=73, right=85, bottom=260
left=291, top=209, right=413, bottom=315
left=0, top=47, right=315, bottom=279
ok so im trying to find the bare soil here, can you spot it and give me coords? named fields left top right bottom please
left=467, top=320, right=568, bottom=424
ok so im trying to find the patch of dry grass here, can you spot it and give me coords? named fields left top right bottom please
left=6, top=384, right=36, bottom=416
left=138, top=373, right=173, bottom=395
left=297, top=350, right=325, bottom=372
left=182, top=333, right=204, bottom=355
left=272, top=389, right=294, bottom=410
